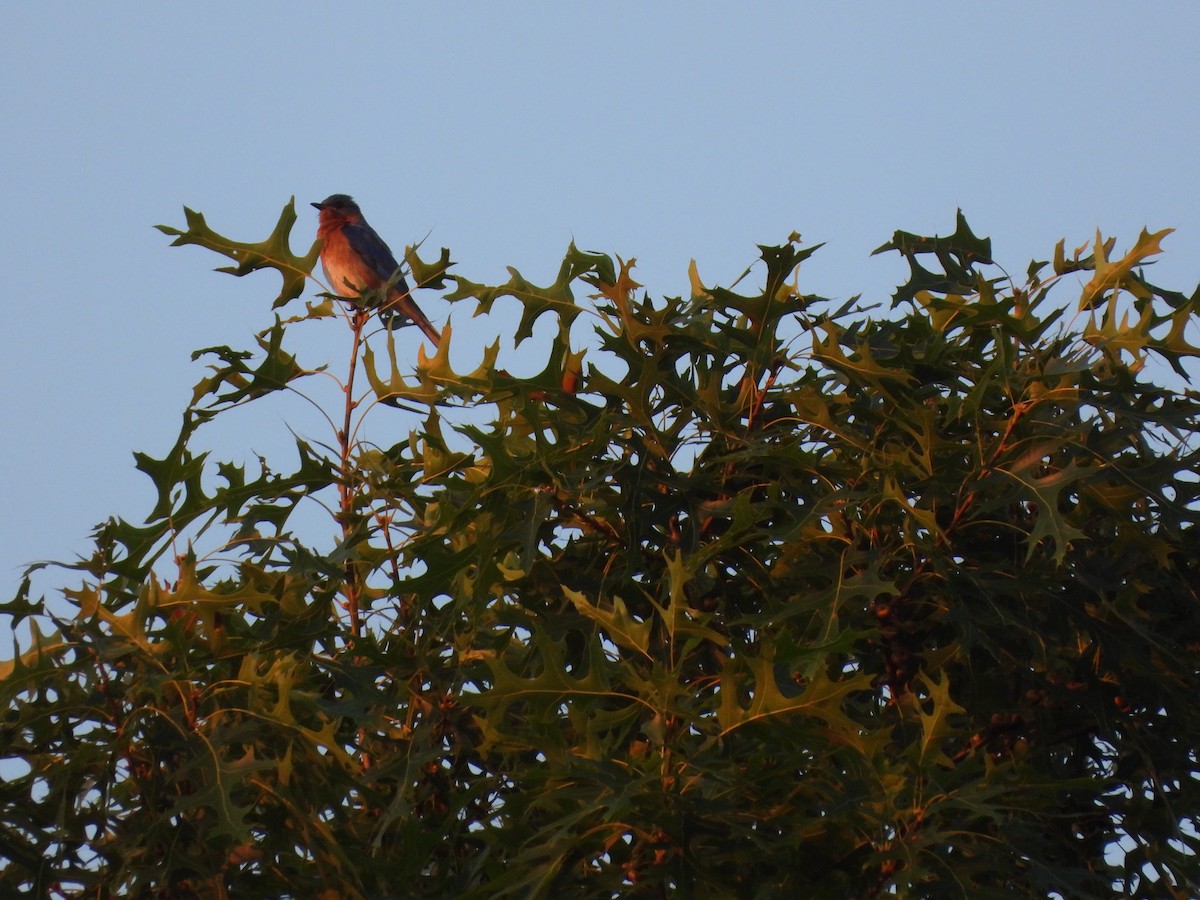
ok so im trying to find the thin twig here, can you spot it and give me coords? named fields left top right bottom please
left=339, top=308, right=368, bottom=637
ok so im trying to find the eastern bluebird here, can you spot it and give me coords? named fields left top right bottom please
left=311, top=194, right=441, bottom=346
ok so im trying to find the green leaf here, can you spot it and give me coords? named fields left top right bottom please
left=873, top=210, right=993, bottom=306
left=909, top=669, right=967, bottom=768
left=994, top=457, right=1089, bottom=563
left=404, top=243, right=455, bottom=290
left=1079, top=227, right=1172, bottom=310
left=157, top=197, right=320, bottom=308
left=191, top=317, right=316, bottom=410
left=563, top=587, right=655, bottom=653
left=718, top=647, right=872, bottom=738
left=447, top=242, right=612, bottom=343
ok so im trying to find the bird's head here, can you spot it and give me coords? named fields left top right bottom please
left=311, top=194, right=361, bottom=218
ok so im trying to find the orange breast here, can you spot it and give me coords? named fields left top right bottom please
left=319, top=228, right=381, bottom=298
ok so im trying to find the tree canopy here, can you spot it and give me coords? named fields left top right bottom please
left=3, top=204, right=1199, bottom=897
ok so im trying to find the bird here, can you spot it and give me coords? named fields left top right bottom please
left=311, top=194, right=441, bottom=346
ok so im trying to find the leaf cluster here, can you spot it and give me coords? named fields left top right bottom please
left=3, top=206, right=1200, bottom=897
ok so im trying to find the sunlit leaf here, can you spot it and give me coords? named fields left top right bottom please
left=157, top=197, right=320, bottom=307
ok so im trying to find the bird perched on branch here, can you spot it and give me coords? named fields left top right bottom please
left=311, top=194, right=441, bottom=346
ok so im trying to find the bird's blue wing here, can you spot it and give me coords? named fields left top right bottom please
left=342, top=220, right=405, bottom=285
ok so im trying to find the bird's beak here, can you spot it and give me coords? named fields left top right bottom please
left=311, top=201, right=323, bottom=210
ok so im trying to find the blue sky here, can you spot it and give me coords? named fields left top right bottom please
left=3, top=3, right=1199, bottom=599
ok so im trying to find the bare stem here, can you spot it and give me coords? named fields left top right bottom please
left=340, top=308, right=368, bottom=637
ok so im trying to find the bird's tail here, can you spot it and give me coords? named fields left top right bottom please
left=380, top=292, right=442, bottom=347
